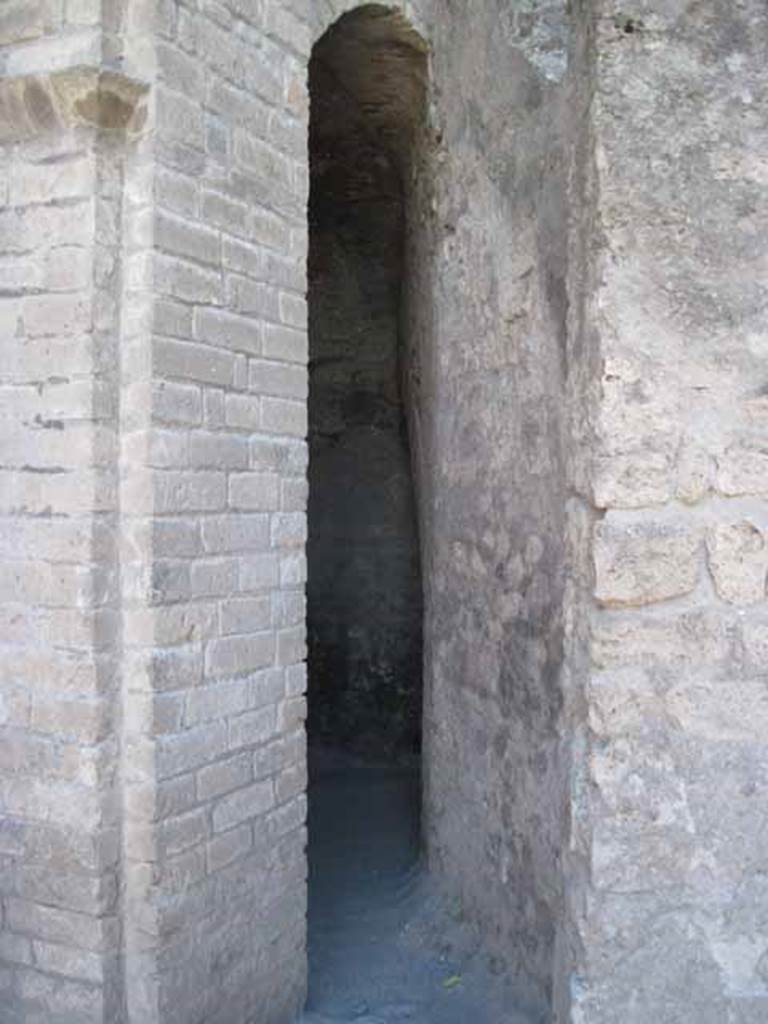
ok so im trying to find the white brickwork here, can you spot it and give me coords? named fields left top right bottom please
left=1, top=1, right=310, bottom=1020
left=0, top=115, right=122, bottom=1024
left=121, top=1, right=311, bottom=1021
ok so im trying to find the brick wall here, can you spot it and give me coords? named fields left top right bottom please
left=1, top=0, right=313, bottom=1018
left=128, top=1, right=311, bottom=1020
left=0, top=97, right=122, bottom=1024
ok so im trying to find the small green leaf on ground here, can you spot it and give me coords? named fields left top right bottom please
left=443, top=974, right=462, bottom=989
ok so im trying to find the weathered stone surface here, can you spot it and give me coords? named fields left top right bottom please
left=716, top=445, right=768, bottom=497
left=594, top=519, right=700, bottom=607
left=568, top=2, right=768, bottom=1021
left=0, top=68, right=148, bottom=143
left=0, top=1, right=46, bottom=46
left=591, top=606, right=733, bottom=672
left=707, top=521, right=768, bottom=606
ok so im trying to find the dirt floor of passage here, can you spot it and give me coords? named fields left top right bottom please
left=300, top=747, right=540, bottom=1024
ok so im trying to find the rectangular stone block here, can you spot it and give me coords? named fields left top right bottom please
left=151, top=381, right=202, bottom=426
left=185, top=679, right=251, bottom=725
left=201, top=513, right=270, bottom=554
left=249, top=668, right=284, bottom=710
left=201, top=188, right=250, bottom=238
left=220, top=595, right=271, bottom=635
left=271, top=512, right=306, bottom=548
left=267, top=794, right=306, bottom=840
left=206, top=78, right=270, bottom=134
left=278, top=290, right=306, bottom=329
left=205, top=633, right=275, bottom=678
left=250, top=437, right=307, bottom=475
left=195, top=307, right=262, bottom=356
left=156, top=86, right=204, bottom=146
left=156, top=774, right=197, bottom=822
left=6, top=899, right=117, bottom=954
left=211, top=780, right=273, bottom=833
left=17, top=968, right=104, bottom=1022
left=706, top=520, right=767, bottom=606
left=238, top=552, right=279, bottom=592
left=228, top=471, right=280, bottom=511
left=222, top=235, right=265, bottom=279
left=157, top=40, right=206, bottom=98
left=155, top=211, right=220, bottom=267
left=248, top=359, right=307, bottom=399
left=224, top=392, right=261, bottom=430
left=189, top=558, right=238, bottom=598
left=591, top=608, right=731, bottom=671
left=151, top=518, right=203, bottom=559
left=197, top=753, right=252, bottom=801
left=156, top=723, right=228, bottom=780
left=227, top=275, right=280, bottom=319
left=155, top=168, right=198, bottom=220
left=281, top=475, right=308, bottom=511
left=31, top=940, right=104, bottom=984
left=154, top=254, right=222, bottom=305
left=252, top=728, right=304, bottom=781
left=594, top=519, right=700, bottom=607
left=277, top=626, right=305, bottom=666
left=234, top=133, right=292, bottom=189
left=716, top=445, right=768, bottom=497
left=228, top=704, right=276, bottom=752
left=153, top=470, right=227, bottom=514
left=188, top=431, right=249, bottom=470
left=23, top=294, right=90, bottom=338
left=261, top=397, right=307, bottom=438
left=207, top=823, right=252, bottom=873
left=10, top=155, right=94, bottom=207
left=203, top=387, right=225, bottom=427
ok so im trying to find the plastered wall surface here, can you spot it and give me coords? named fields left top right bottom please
left=402, top=2, right=572, bottom=1013
left=0, top=2, right=766, bottom=1023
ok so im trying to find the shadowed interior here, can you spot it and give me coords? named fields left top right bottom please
left=307, top=6, right=427, bottom=758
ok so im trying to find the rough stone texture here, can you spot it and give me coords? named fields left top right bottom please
left=0, top=1, right=766, bottom=1023
left=562, top=4, right=768, bottom=1023
left=0, top=68, right=149, bottom=144
left=397, top=2, right=572, bottom=1014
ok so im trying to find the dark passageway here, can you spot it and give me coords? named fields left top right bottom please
left=306, top=7, right=423, bottom=760
left=304, top=7, right=426, bottom=1019
left=302, top=10, right=535, bottom=1024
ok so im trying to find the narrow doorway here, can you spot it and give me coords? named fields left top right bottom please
left=303, top=9, right=546, bottom=1024
left=305, top=5, right=428, bottom=1019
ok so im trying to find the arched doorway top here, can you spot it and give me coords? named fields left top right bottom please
left=311, top=3, right=429, bottom=169
left=313, top=1, right=430, bottom=53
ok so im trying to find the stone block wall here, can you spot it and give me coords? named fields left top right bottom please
left=0, top=1, right=766, bottom=1022
left=563, top=2, right=768, bottom=1021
